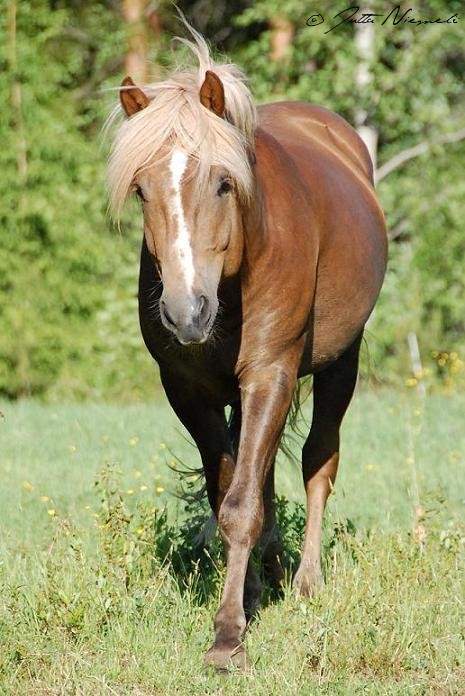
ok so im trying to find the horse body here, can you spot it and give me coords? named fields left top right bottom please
left=109, top=29, right=386, bottom=670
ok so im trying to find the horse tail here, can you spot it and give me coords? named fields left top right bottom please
left=279, top=375, right=313, bottom=465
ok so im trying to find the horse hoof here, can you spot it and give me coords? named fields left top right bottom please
left=204, top=643, right=250, bottom=672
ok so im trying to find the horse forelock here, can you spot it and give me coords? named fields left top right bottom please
left=106, top=28, right=257, bottom=220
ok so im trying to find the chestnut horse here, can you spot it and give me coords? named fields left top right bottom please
left=107, top=28, right=387, bottom=669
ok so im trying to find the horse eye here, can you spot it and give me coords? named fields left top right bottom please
left=217, top=179, right=232, bottom=196
left=135, top=185, right=147, bottom=202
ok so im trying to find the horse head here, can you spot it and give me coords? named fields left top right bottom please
left=110, top=61, right=256, bottom=344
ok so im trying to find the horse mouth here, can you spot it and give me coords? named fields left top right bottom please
left=178, top=334, right=209, bottom=346
left=171, top=319, right=214, bottom=346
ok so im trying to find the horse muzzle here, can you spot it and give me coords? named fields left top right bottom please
left=160, top=293, right=215, bottom=345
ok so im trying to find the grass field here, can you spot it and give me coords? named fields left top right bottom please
left=1, top=389, right=464, bottom=694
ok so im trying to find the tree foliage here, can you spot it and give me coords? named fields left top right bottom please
left=1, top=0, right=464, bottom=399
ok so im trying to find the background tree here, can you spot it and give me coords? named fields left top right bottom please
left=0, top=0, right=464, bottom=399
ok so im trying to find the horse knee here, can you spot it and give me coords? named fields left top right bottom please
left=218, top=490, right=263, bottom=549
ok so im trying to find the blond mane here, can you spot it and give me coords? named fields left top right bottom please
left=107, top=25, right=257, bottom=219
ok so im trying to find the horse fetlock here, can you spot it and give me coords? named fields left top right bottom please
left=208, top=605, right=248, bottom=671
left=214, top=607, right=247, bottom=642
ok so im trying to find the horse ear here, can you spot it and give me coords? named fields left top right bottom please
left=199, top=70, right=225, bottom=117
left=120, top=76, right=149, bottom=117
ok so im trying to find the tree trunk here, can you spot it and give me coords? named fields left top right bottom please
left=354, top=4, right=378, bottom=335
left=122, top=0, right=148, bottom=84
left=8, top=0, right=27, bottom=180
left=269, top=15, right=294, bottom=63
left=354, top=2, right=378, bottom=170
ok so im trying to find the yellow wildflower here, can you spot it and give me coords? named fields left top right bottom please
left=47, top=509, right=56, bottom=517
left=22, top=480, right=34, bottom=491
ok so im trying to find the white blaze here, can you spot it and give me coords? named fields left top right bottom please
left=169, top=149, right=195, bottom=292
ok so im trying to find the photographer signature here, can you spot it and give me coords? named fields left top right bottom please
left=307, top=5, right=459, bottom=34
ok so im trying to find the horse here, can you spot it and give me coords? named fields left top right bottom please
left=107, top=25, right=387, bottom=670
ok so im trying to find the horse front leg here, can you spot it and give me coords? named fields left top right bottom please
left=205, top=359, right=299, bottom=670
left=160, top=371, right=262, bottom=617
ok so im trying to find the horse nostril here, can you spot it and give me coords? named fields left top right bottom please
left=161, top=300, right=177, bottom=329
left=197, top=295, right=211, bottom=327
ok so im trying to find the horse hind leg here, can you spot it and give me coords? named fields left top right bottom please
left=293, top=333, right=362, bottom=596
left=260, top=460, right=286, bottom=590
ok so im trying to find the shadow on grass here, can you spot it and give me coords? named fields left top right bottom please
left=94, top=462, right=361, bottom=610
left=148, top=495, right=360, bottom=608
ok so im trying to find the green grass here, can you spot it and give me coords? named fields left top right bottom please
left=0, top=389, right=464, bottom=694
